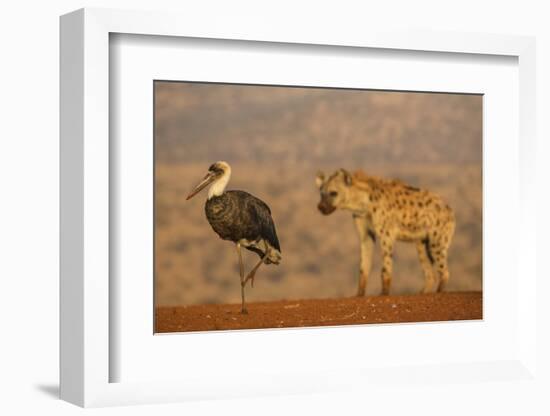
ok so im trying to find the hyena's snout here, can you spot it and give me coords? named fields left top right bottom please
left=317, top=200, right=337, bottom=215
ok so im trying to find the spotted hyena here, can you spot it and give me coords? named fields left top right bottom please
left=316, top=169, right=455, bottom=296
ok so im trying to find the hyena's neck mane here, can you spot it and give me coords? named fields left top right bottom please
left=352, top=170, right=403, bottom=189
left=352, top=170, right=404, bottom=195
left=345, top=170, right=403, bottom=211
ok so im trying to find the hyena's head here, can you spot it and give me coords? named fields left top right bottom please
left=315, top=169, right=354, bottom=215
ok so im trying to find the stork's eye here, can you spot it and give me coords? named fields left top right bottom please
left=329, top=191, right=338, bottom=197
left=209, top=166, right=223, bottom=175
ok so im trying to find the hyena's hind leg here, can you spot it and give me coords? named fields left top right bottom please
left=416, top=239, right=436, bottom=294
left=431, top=223, right=455, bottom=293
left=434, top=249, right=450, bottom=292
left=379, top=234, right=395, bottom=295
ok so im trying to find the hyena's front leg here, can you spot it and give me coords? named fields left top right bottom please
left=380, top=234, right=395, bottom=295
left=353, top=215, right=375, bottom=297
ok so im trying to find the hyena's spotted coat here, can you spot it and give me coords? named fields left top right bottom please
left=316, top=169, right=455, bottom=296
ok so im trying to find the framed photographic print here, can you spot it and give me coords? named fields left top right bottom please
left=60, top=8, right=537, bottom=408
left=153, top=81, right=483, bottom=333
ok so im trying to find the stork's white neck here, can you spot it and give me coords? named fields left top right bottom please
left=208, top=169, right=231, bottom=199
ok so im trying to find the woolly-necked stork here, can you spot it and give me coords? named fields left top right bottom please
left=186, top=161, right=282, bottom=314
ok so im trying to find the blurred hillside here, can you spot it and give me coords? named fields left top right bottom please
left=154, top=82, right=482, bottom=306
left=155, top=83, right=482, bottom=166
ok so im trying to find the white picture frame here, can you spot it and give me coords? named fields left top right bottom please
left=60, top=7, right=537, bottom=408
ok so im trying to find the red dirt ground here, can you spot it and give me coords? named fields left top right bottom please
left=155, top=291, right=482, bottom=333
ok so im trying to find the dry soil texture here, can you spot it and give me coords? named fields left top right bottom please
left=155, top=291, right=482, bottom=333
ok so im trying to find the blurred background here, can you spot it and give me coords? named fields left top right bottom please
left=154, top=82, right=482, bottom=306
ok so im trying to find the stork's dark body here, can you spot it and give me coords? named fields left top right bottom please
left=205, top=190, right=281, bottom=263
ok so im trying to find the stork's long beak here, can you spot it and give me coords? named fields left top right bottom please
left=186, top=172, right=216, bottom=200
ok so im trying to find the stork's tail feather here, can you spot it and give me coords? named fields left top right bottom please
left=241, top=238, right=282, bottom=264
left=265, top=246, right=282, bottom=265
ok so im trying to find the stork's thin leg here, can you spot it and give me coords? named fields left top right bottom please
left=243, top=241, right=270, bottom=288
left=243, top=256, right=264, bottom=288
left=235, top=243, right=247, bottom=314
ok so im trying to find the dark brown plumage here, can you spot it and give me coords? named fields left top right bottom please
left=205, top=190, right=281, bottom=263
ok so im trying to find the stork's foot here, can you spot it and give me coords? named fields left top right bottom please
left=243, top=273, right=255, bottom=288
left=241, top=307, right=248, bottom=315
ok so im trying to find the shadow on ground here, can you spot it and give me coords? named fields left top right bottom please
left=35, top=384, right=59, bottom=399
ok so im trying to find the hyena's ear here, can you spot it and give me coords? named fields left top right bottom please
left=315, top=171, right=325, bottom=188
left=339, top=169, right=353, bottom=186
